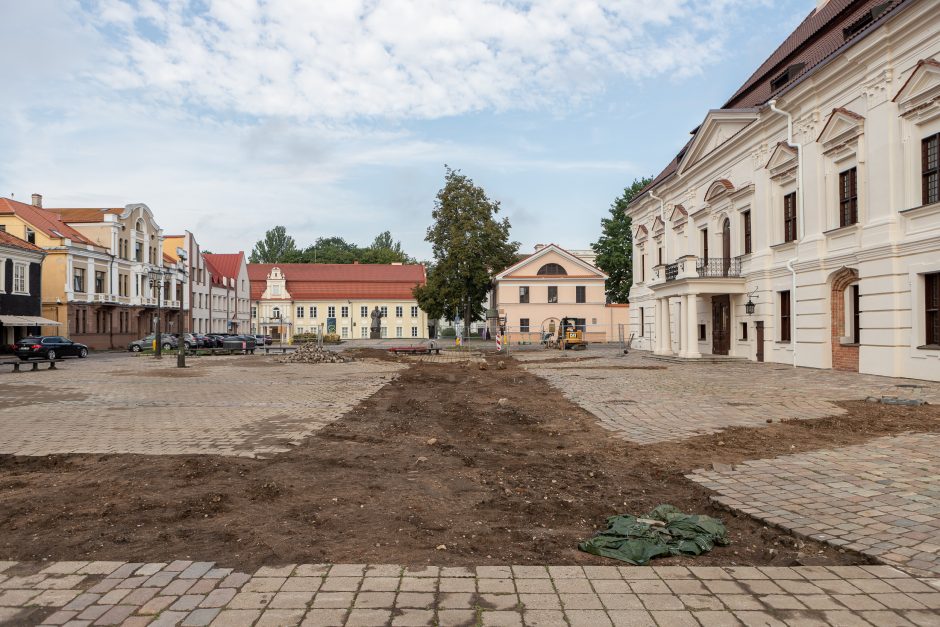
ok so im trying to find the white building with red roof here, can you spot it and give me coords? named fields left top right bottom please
left=248, top=263, right=428, bottom=341
left=204, top=252, right=251, bottom=334
left=627, top=0, right=940, bottom=381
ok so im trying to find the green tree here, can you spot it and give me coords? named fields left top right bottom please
left=361, top=231, right=413, bottom=264
left=414, top=166, right=519, bottom=336
left=298, top=237, right=357, bottom=263
left=249, top=226, right=298, bottom=263
left=592, top=176, right=652, bottom=303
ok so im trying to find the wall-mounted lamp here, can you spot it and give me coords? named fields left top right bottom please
left=744, top=288, right=759, bottom=315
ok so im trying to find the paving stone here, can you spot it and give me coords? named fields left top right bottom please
left=150, top=610, right=189, bottom=627
left=398, top=578, right=435, bottom=592
left=598, top=593, right=644, bottom=610
left=438, top=592, right=475, bottom=609
left=41, top=562, right=88, bottom=575
left=319, top=577, right=361, bottom=592
left=480, top=610, right=523, bottom=626
left=254, top=608, right=304, bottom=626
left=242, top=578, right=285, bottom=593
left=394, top=592, right=434, bottom=609
left=311, top=591, right=355, bottom=608
left=345, top=608, right=393, bottom=626
left=200, top=588, right=236, bottom=608
left=564, top=609, right=611, bottom=626
left=255, top=565, right=296, bottom=578
left=299, top=608, right=347, bottom=626
left=607, top=609, right=656, bottom=626
left=92, top=604, right=136, bottom=625
left=519, top=593, right=561, bottom=610
left=42, top=610, right=78, bottom=625
left=440, top=578, right=476, bottom=593
left=558, top=593, right=601, bottom=610
left=182, top=608, right=222, bottom=627
left=170, top=594, right=207, bottom=611
left=228, top=592, right=273, bottom=610
left=479, top=578, right=516, bottom=593
left=269, top=591, right=314, bottom=608
left=207, top=609, right=261, bottom=626
left=179, top=563, right=215, bottom=580
left=353, top=591, right=395, bottom=608
left=360, top=577, right=399, bottom=592
left=134, top=563, right=166, bottom=577
left=521, top=609, right=567, bottom=626
left=218, top=573, right=250, bottom=589
left=294, top=565, right=330, bottom=578
left=31, top=589, right=80, bottom=607
left=139, top=595, right=178, bottom=615
left=390, top=608, right=434, bottom=626
left=281, top=577, right=322, bottom=592
left=77, top=563, right=125, bottom=576
left=436, top=609, right=477, bottom=626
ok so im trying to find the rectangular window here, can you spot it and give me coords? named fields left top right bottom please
left=702, top=229, right=708, bottom=259
left=380, top=306, right=388, bottom=317
left=741, top=322, right=748, bottom=341
left=251, top=307, right=257, bottom=318
left=341, top=327, right=348, bottom=338
left=296, top=306, right=304, bottom=318
left=657, top=246, right=663, bottom=266
left=361, top=326, right=368, bottom=338
left=923, top=133, right=940, bottom=206
left=395, top=305, right=403, bottom=318
left=380, top=326, right=387, bottom=338
left=135, top=242, right=143, bottom=262
left=396, top=327, right=402, bottom=338
left=784, top=192, right=797, bottom=242
left=641, top=254, right=646, bottom=282
left=852, top=284, right=861, bottom=345
left=519, top=286, right=529, bottom=303
left=73, top=268, right=86, bottom=293
left=839, top=167, right=858, bottom=227
left=639, top=308, right=644, bottom=337
left=361, top=306, right=368, bottom=317
left=780, top=290, right=792, bottom=342
left=411, top=326, right=418, bottom=337
left=520, top=318, right=530, bottom=333
left=926, top=272, right=940, bottom=347
left=547, top=286, right=558, bottom=303
left=328, top=306, right=336, bottom=318
left=310, top=306, right=317, bottom=318
left=13, top=263, right=27, bottom=293
left=698, top=324, right=706, bottom=341
left=94, top=271, right=105, bottom=294
left=411, top=306, right=419, bottom=317
left=743, top=210, right=752, bottom=254
left=26, top=228, right=35, bottom=245
left=341, top=306, right=349, bottom=318
left=576, top=286, right=586, bottom=304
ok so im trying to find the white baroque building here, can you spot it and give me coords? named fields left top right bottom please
left=627, top=0, right=940, bottom=381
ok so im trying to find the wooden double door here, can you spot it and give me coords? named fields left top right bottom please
left=712, top=295, right=731, bottom=355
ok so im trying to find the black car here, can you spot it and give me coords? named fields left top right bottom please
left=14, top=336, right=89, bottom=361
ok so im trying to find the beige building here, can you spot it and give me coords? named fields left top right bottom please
left=627, top=0, right=940, bottom=381
left=163, top=232, right=212, bottom=334
left=492, top=244, right=628, bottom=343
left=204, top=253, right=251, bottom=333
left=249, top=263, right=429, bottom=341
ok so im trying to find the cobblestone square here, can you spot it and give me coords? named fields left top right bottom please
left=0, top=354, right=403, bottom=457
left=524, top=350, right=940, bottom=444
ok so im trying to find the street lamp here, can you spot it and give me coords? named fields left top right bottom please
left=745, top=288, right=759, bottom=315
left=176, top=248, right=188, bottom=368
left=147, top=268, right=168, bottom=358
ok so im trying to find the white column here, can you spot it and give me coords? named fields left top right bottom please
left=679, top=295, right=689, bottom=357
left=686, top=294, right=701, bottom=359
left=663, top=297, right=673, bottom=356
left=653, top=298, right=662, bottom=354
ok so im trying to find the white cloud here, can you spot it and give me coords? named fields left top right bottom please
left=91, top=0, right=756, bottom=120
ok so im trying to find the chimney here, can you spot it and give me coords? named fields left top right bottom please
left=31, top=193, right=42, bottom=208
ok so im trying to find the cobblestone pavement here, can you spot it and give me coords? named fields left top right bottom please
left=688, top=433, right=940, bottom=578
left=0, top=356, right=403, bottom=458
left=2, top=560, right=938, bottom=627
left=522, top=350, right=940, bottom=445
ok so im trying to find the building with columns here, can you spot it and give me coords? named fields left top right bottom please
left=627, top=0, right=940, bottom=381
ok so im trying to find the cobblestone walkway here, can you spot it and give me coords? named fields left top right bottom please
left=2, top=560, right=939, bottom=626
left=688, top=432, right=940, bottom=578
left=0, top=356, right=403, bottom=457
left=524, top=352, right=940, bottom=444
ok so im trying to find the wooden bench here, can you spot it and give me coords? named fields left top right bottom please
left=387, top=345, right=442, bottom=355
left=2, top=359, right=61, bottom=373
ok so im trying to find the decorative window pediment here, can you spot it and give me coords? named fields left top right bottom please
left=704, top=179, right=735, bottom=202
left=817, top=108, right=865, bottom=153
left=766, top=142, right=798, bottom=177
left=669, top=204, right=688, bottom=227
left=678, top=109, right=759, bottom=174
left=634, top=224, right=649, bottom=241
left=894, top=59, right=940, bottom=121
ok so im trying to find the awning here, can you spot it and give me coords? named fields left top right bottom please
left=0, top=315, right=62, bottom=326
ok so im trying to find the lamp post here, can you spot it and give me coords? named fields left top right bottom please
left=148, top=269, right=167, bottom=358
left=175, top=248, right=188, bottom=368
left=745, top=288, right=759, bottom=315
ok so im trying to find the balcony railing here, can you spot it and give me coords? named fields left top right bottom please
left=696, top=256, right=743, bottom=278
left=663, top=256, right=743, bottom=281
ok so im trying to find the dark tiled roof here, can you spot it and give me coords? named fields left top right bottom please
left=0, top=229, right=43, bottom=253
left=0, top=197, right=100, bottom=247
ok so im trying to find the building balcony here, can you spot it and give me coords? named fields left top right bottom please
left=663, top=256, right=743, bottom=281
left=649, top=255, right=746, bottom=296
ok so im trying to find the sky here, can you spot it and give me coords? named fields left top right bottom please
left=0, top=0, right=815, bottom=260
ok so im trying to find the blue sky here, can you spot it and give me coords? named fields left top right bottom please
left=0, top=0, right=813, bottom=260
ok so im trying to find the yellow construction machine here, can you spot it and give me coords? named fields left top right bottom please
left=553, top=317, right=588, bottom=350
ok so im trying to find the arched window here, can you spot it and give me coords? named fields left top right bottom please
left=272, top=307, right=281, bottom=319
left=135, top=219, right=144, bottom=233
left=537, top=263, right=567, bottom=276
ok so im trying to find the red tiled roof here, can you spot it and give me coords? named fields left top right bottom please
left=0, top=197, right=100, bottom=247
left=0, top=229, right=43, bottom=253
left=248, top=263, right=427, bottom=301
left=635, top=0, right=909, bottom=203
left=204, top=252, right=245, bottom=283
left=47, top=208, right=123, bottom=223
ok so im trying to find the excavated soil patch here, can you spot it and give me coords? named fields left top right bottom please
left=2, top=359, right=929, bottom=570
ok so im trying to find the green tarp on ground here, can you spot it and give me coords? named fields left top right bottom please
left=578, top=504, right=729, bottom=565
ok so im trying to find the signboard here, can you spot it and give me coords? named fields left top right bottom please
left=327, top=317, right=337, bottom=334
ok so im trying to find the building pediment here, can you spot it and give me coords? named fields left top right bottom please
left=765, top=142, right=797, bottom=173
left=704, top=179, right=735, bottom=203
left=678, top=109, right=759, bottom=174
left=494, top=243, right=606, bottom=281
left=651, top=216, right=665, bottom=234
left=817, top=107, right=864, bottom=151
left=894, top=58, right=940, bottom=120
left=634, top=224, right=649, bottom=242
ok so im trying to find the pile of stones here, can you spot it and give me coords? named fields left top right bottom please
left=280, top=343, right=352, bottom=364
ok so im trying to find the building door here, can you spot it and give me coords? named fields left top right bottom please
left=721, top=218, right=731, bottom=276
left=712, top=295, right=730, bottom=355
left=755, top=321, right=764, bottom=362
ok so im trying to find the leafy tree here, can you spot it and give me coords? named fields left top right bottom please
left=592, top=177, right=652, bottom=303
left=298, top=237, right=357, bottom=263
left=249, top=226, right=298, bottom=263
left=414, top=166, right=519, bottom=336
left=361, top=231, right=413, bottom=264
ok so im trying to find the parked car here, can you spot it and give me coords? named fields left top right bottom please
left=14, top=336, right=89, bottom=361
left=205, top=334, right=225, bottom=347
left=223, top=335, right=257, bottom=354
left=254, top=334, right=273, bottom=346
left=170, top=333, right=199, bottom=349
left=127, top=334, right=178, bottom=352
left=193, top=334, right=213, bottom=348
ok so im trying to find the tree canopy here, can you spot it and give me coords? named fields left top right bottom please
left=413, top=166, right=519, bottom=335
left=248, top=229, right=414, bottom=264
left=248, top=226, right=298, bottom=263
left=591, top=176, right=652, bottom=303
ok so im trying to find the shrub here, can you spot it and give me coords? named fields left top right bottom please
left=440, top=327, right=456, bottom=337
left=292, top=333, right=320, bottom=344
left=323, top=333, right=342, bottom=344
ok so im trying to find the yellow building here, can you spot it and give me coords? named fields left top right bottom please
left=248, top=263, right=429, bottom=341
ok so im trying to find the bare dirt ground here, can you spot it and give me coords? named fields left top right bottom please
left=1, top=353, right=937, bottom=572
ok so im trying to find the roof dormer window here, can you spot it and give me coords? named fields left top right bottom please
left=770, top=63, right=806, bottom=92
left=843, top=2, right=891, bottom=40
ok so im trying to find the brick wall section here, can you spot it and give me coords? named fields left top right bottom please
left=830, top=270, right=859, bottom=373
